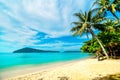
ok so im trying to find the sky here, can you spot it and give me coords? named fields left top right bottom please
left=0, top=0, right=95, bottom=52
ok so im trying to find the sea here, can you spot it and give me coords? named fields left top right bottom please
left=0, top=52, right=89, bottom=70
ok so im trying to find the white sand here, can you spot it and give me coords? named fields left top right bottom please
left=1, top=58, right=120, bottom=80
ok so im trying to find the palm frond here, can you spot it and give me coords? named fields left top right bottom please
left=72, top=22, right=83, bottom=25
left=93, top=23, right=106, bottom=31
left=72, top=23, right=87, bottom=37
left=74, top=12, right=85, bottom=22
left=111, top=12, right=119, bottom=20
left=71, top=26, right=80, bottom=32
left=85, top=28, right=91, bottom=38
left=88, top=10, right=92, bottom=22
left=92, top=0, right=101, bottom=7
left=91, top=8, right=101, bottom=13
left=78, top=23, right=87, bottom=37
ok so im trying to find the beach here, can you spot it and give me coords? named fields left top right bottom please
left=1, top=58, right=120, bottom=80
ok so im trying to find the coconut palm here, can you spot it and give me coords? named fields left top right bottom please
left=93, top=0, right=120, bottom=19
left=103, top=19, right=120, bottom=32
left=71, top=9, right=109, bottom=59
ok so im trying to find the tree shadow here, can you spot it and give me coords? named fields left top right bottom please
left=58, top=76, right=69, bottom=80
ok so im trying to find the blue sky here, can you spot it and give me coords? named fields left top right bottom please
left=0, top=0, right=94, bottom=52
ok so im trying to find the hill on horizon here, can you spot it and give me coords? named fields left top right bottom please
left=13, top=47, right=59, bottom=53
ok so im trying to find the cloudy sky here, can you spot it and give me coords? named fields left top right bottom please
left=0, top=0, right=94, bottom=52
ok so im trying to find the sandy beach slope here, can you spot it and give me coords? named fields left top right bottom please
left=1, top=58, right=120, bottom=80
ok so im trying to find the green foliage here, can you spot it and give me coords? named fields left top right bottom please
left=71, top=9, right=105, bottom=37
left=81, top=39, right=100, bottom=53
left=93, top=0, right=120, bottom=19
left=71, top=0, right=120, bottom=58
left=80, top=3, right=120, bottom=55
left=81, top=27, right=120, bottom=56
left=71, top=9, right=110, bottom=58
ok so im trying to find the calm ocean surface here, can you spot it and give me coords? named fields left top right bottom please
left=0, top=52, right=89, bottom=69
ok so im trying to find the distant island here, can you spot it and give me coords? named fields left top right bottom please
left=13, top=47, right=81, bottom=53
left=13, top=47, right=59, bottom=53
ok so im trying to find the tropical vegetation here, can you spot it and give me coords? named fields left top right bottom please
left=71, top=0, right=120, bottom=59
left=93, top=0, right=120, bottom=19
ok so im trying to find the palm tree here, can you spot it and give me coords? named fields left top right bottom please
left=71, top=9, right=109, bottom=59
left=93, top=0, right=120, bottom=19
left=103, top=19, right=120, bottom=32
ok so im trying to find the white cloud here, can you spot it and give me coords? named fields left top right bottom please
left=0, top=0, right=93, bottom=37
left=31, top=41, right=83, bottom=51
left=0, top=0, right=94, bottom=52
left=23, top=0, right=59, bottom=21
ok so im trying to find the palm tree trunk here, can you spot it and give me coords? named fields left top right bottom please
left=89, top=28, right=109, bottom=59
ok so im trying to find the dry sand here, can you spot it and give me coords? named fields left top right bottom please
left=1, top=58, right=120, bottom=80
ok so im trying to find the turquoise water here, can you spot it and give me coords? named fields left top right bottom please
left=0, top=52, right=89, bottom=69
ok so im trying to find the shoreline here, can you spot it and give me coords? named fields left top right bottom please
left=0, top=57, right=90, bottom=80
left=1, top=58, right=120, bottom=80
left=0, top=52, right=90, bottom=71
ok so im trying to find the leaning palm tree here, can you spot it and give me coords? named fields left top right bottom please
left=71, top=9, right=109, bottom=59
left=93, top=0, right=120, bottom=20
